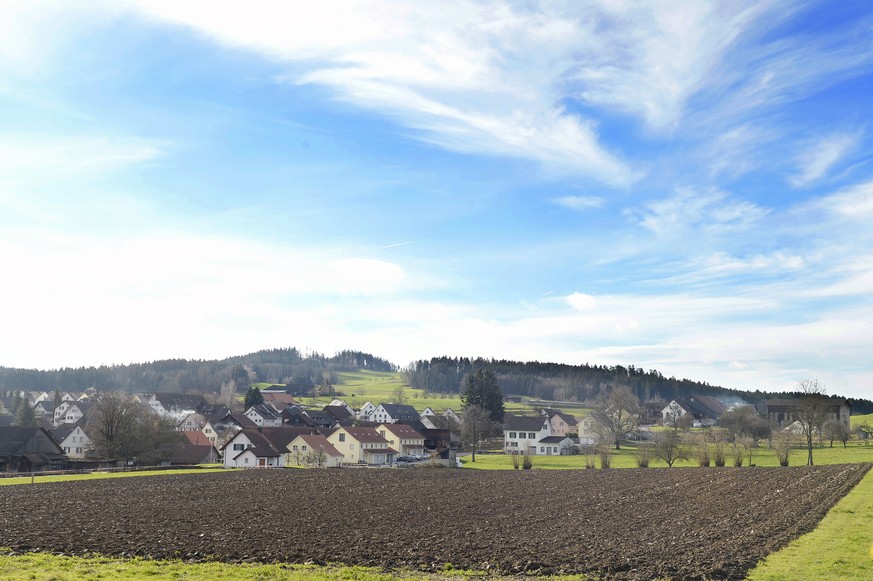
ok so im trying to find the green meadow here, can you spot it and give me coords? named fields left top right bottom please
left=0, top=467, right=229, bottom=487
left=746, top=466, right=873, bottom=580
left=460, top=440, right=873, bottom=470
left=292, top=370, right=535, bottom=415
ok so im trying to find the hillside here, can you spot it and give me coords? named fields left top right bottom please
left=0, top=349, right=393, bottom=395
left=404, top=356, right=873, bottom=413
left=1, top=348, right=870, bottom=414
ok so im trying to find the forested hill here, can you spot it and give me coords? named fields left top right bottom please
left=404, top=356, right=873, bottom=414
left=0, top=349, right=394, bottom=394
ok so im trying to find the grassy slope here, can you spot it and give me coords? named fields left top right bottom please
left=296, top=370, right=537, bottom=415
left=851, top=413, right=873, bottom=429
left=746, top=465, right=873, bottom=580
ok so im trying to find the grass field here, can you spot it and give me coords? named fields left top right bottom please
left=0, top=467, right=228, bottom=487
left=746, top=466, right=873, bottom=580
left=294, top=370, right=537, bottom=415
left=460, top=440, right=873, bottom=470
left=0, top=552, right=525, bottom=581
left=851, top=412, right=873, bottom=429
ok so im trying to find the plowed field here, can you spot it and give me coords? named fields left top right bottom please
left=1, top=464, right=869, bottom=580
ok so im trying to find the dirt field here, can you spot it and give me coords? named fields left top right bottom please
left=1, top=464, right=869, bottom=580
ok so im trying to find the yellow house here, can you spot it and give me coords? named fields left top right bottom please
left=377, top=423, right=426, bottom=458
left=286, top=434, right=344, bottom=467
left=326, top=426, right=397, bottom=465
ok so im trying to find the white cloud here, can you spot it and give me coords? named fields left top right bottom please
left=566, top=292, right=597, bottom=311
left=0, top=133, right=164, bottom=186
left=817, top=179, right=873, bottom=218
left=790, top=132, right=859, bottom=187
left=551, top=195, right=606, bottom=211
left=114, top=1, right=656, bottom=185
left=633, top=188, right=768, bottom=236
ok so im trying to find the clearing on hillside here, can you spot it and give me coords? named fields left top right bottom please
left=1, top=464, right=869, bottom=580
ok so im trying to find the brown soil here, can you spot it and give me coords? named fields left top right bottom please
left=1, top=464, right=869, bottom=580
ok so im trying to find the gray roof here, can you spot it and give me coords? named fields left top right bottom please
left=504, top=415, right=549, bottom=431
left=152, top=392, right=208, bottom=411
left=378, top=403, right=419, bottom=421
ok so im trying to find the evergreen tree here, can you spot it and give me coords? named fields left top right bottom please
left=244, top=386, right=264, bottom=410
left=53, top=388, right=63, bottom=407
left=461, top=369, right=504, bottom=423
left=13, top=399, right=37, bottom=427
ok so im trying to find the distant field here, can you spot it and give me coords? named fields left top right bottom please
left=295, top=370, right=537, bottom=415
left=461, top=440, right=873, bottom=470
left=852, top=412, right=873, bottom=429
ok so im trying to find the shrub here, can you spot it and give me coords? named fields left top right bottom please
left=633, top=445, right=651, bottom=468
left=522, top=451, right=533, bottom=470
left=511, top=452, right=520, bottom=470
left=598, top=444, right=612, bottom=469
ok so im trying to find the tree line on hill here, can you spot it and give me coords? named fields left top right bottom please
left=404, top=356, right=873, bottom=413
left=0, top=349, right=395, bottom=395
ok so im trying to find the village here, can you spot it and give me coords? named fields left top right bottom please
left=0, top=382, right=861, bottom=474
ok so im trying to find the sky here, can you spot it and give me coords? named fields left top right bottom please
left=1, top=1, right=873, bottom=400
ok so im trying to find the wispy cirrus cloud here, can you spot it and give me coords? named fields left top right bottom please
left=631, top=188, right=768, bottom=236
left=551, top=195, right=606, bottom=211
left=790, top=132, right=860, bottom=187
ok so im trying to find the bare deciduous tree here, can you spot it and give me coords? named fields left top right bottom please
left=795, top=379, right=830, bottom=466
left=460, top=404, right=497, bottom=463
left=87, top=392, right=143, bottom=461
left=823, top=419, right=850, bottom=448
left=590, top=387, right=640, bottom=450
left=771, top=431, right=793, bottom=466
left=654, top=429, right=687, bottom=467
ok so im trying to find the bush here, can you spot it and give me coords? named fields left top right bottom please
left=633, top=445, right=651, bottom=468
left=522, top=451, right=533, bottom=470
left=598, top=444, right=612, bottom=469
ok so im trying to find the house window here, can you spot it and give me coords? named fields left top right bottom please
left=233, top=443, right=245, bottom=451
left=244, top=457, right=249, bottom=464
left=292, top=445, right=297, bottom=451
left=339, top=433, right=346, bottom=442
left=509, top=432, right=516, bottom=438
left=540, top=447, right=544, bottom=453
left=528, top=432, right=536, bottom=438
left=302, top=445, right=307, bottom=451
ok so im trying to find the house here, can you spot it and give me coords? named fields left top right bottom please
left=245, top=404, right=283, bottom=427
left=323, top=404, right=354, bottom=425
left=326, top=426, right=397, bottom=466
left=142, top=393, right=208, bottom=422
left=420, top=414, right=457, bottom=431
left=202, top=411, right=257, bottom=449
left=304, top=409, right=336, bottom=429
left=357, top=401, right=377, bottom=421
left=32, top=400, right=56, bottom=419
left=421, top=407, right=436, bottom=417
left=0, top=426, right=66, bottom=471
left=52, top=423, right=92, bottom=459
left=327, top=399, right=355, bottom=417
left=763, top=398, right=852, bottom=430
left=536, top=435, right=575, bottom=455
left=377, top=423, right=427, bottom=458
left=221, top=426, right=316, bottom=468
left=53, top=401, right=93, bottom=427
left=282, top=406, right=317, bottom=428
left=262, top=392, right=298, bottom=411
left=542, top=409, right=578, bottom=436
left=286, top=434, right=343, bottom=467
left=177, top=412, right=209, bottom=432
left=662, top=396, right=726, bottom=427
left=369, top=403, right=419, bottom=425
left=170, top=431, right=220, bottom=464
left=503, top=415, right=555, bottom=455
left=443, top=408, right=461, bottom=424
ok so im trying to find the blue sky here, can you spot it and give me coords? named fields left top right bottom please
left=2, top=1, right=873, bottom=399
